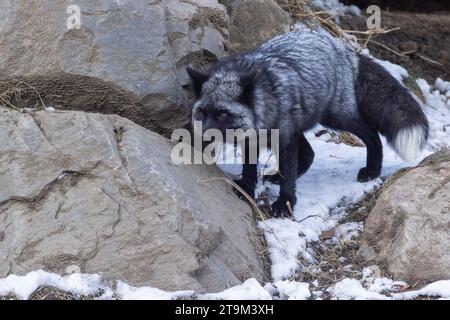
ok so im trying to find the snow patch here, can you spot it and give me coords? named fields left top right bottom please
left=115, top=282, right=194, bottom=300
left=0, top=270, right=105, bottom=300
left=199, top=279, right=272, bottom=300
left=312, top=0, right=361, bottom=16
left=394, top=280, right=450, bottom=300
left=273, top=280, right=311, bottom=300
left=329, top=278, right=388, bottom=300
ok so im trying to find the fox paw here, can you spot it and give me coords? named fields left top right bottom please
left=357, top=167, right=381, bottom=182
left=270, top=198, right=294, bottom=218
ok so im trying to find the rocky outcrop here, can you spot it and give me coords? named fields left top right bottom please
left=0, top=108, right=266, bottom=292
left=221, top=0, right=291, bottom=53
left=359, top=151, right=450, bottom=282
left=0, top=0, right=229, bottom=135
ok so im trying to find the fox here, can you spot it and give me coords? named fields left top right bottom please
left=186, top=29, right=429, bottom=218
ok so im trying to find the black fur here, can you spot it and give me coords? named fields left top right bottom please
left=356, top=54, right=429, bottom=144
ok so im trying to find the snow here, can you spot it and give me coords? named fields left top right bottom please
left=416, top=78, right=450, bottom=150
left=199, top=278, right=272, bottom=300
left=257, top=129, right=421, bottom=282
left=115, top=282, right=194, bottom=300
left=273, top=280, right=311, bottom=300
left=259, top=218, right=309, bottom=280
left=312, top=0, right=361, bottom=16
left=0, top=270, right=105, bottom=300
left=435, top=78, right=450, bottom=96
left=0, top=271, right=271, bottom=300
left=366, top=52, right=409, bottom=82
left=336, top=222, right=363, bottom=241
left=329, top=278, right=389, bottom=300
left=394, top=280, right=450, bottom=300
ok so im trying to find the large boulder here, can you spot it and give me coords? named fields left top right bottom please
left=359, top=151, right=450, bottom=282
left=0, top=108, right=266, bottom=292
left=221, top=0, right=291, bottom=53
left=0, top=0, right=229, bottom=136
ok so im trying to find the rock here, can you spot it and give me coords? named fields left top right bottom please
left=359, top=151, right=450, bottom=282
left=0, top=0, right=229, bottom=136
left=0, top=108, right=267, bottom=292
left=223, top=0, right=291, bottom=53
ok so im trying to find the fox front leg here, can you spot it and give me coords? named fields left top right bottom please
left=271, top=137, right=299, bottom=218
left=234, top=138, right=258, bottom=199
left=234, top=163, right=257, bottom=198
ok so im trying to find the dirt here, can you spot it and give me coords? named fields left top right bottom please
left=340, top=11, right=450, bottom=83
left=341, top=0, right=450, bottom=13
left=276, top=1, right=450, bottom=83
left=0, top=75, right=191, bottom=137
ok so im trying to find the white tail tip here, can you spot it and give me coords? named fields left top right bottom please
left=394, top=126, right=427, bottom=161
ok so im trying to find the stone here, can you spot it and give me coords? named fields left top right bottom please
left=0, top=108, right=267, bottom=292
left=0, top=0, right=229, bottom=136
left=359, top=151, right=450, bottom=282
left=223, top=0, right=291, bottom=53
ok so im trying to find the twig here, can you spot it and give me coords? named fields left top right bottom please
left=401, top=49, right=417, bottom=55
left=415, top=53, right=444, bottom=66
left=0, top=81, right=47, bottom=110
left=201, top=177, right=267, bottom=221
left=340, top=27, right=400, bottom=35
left=361, top=32, right=373, bottom=51
left=298, top=214, right=321, bottom=223
left=369, top=40, right=409, bottom=58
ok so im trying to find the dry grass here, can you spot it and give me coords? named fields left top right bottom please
left=276, top=0, right=399, bottom=50
left=339, top=186, right=382, bottom=225
left=315, top=129, right=365, bottom=147
left=296, top=240, right=364, bottom=292
left=201, top=177, right=270, bottom=221
left=0, top=81, right=47, bottom=111
left=0, top=293, right=17, bottom=300
left=29, top=286, right=104, bottom=300
left=0, top=286, right=105, bottom=300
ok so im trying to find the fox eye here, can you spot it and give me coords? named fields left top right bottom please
left=217, top=111, right=228, bottom=122
left=195, top=111, right=205, bottom=121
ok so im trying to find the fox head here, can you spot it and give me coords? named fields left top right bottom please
left=186, top=67, right=259, bottom=135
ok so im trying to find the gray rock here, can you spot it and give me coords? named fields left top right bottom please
left=224, top=0, right=291, bottom=53
left=0, top=0, right=229, bottom=135
left=359, top=151, right=450, bottom=282
left=0, top=108, right=266, bottom=292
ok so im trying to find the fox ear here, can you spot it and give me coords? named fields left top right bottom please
left=239, top=70, right=261, bottom=107
left=186, top=67, right=209, bottom=97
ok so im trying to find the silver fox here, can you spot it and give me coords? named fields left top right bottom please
left=187, top=30, right=429, bottom=218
